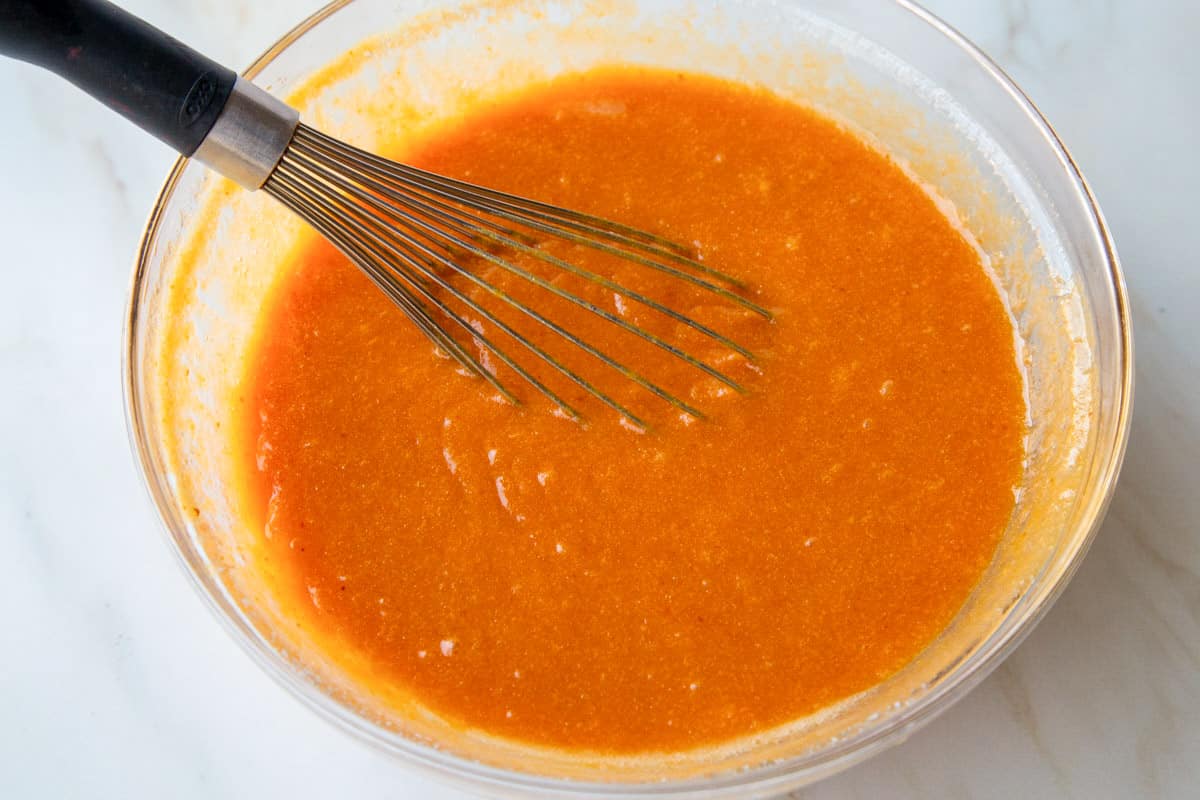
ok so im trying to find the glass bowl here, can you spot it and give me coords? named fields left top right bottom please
left=124, top=0, right=1132, bottom=796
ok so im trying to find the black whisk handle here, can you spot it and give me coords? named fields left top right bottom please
left=0, top=0, right=236, bottom=156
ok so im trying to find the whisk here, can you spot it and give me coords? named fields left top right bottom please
left=1, top=0, right=770, bottom=426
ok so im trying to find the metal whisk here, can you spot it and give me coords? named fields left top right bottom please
left=2, top=0, right=769, bottom=426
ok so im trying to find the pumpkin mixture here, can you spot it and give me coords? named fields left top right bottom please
left=239, top=67, right=1025, bottom=752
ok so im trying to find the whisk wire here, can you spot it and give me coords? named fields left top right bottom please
left=267, top=180, right=511, bottom=392
left=293, top=127, right=738, bottom=281
left=264, top=123, right=766, bottom=423
left=295, top=193, right=586, bottom=420
left=292, top=163, right=703, bottom=420
left=284, top=139, right=758, bottom=360
left=286, top=148, right=750, bottom=388
left=292, top=126, right=771, bottom=309
left=270, top=167, right=652, bottom=425
left=321, top=158, right=757, bottom=367
left=272, top=156, right=714, bottom=417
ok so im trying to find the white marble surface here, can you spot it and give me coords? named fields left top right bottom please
left=1, top=1, right=1196, bottom=797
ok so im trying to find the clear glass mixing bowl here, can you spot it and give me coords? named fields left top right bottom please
left=124, top=0, right=1132, bottom=796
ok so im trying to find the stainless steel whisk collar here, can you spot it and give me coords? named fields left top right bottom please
left=194, top=77, right=299, bottom=190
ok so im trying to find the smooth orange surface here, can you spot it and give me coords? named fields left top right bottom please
left=240, top=68, right=1025, bottom=752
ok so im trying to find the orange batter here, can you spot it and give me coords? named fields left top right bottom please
left=240, top=68, right=1025, bottom=752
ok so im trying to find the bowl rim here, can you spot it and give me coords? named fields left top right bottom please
left=122, top=0, right=1134, bottom=795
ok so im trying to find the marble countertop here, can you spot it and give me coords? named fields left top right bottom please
left=2, top=1, right=1196, bottom=797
